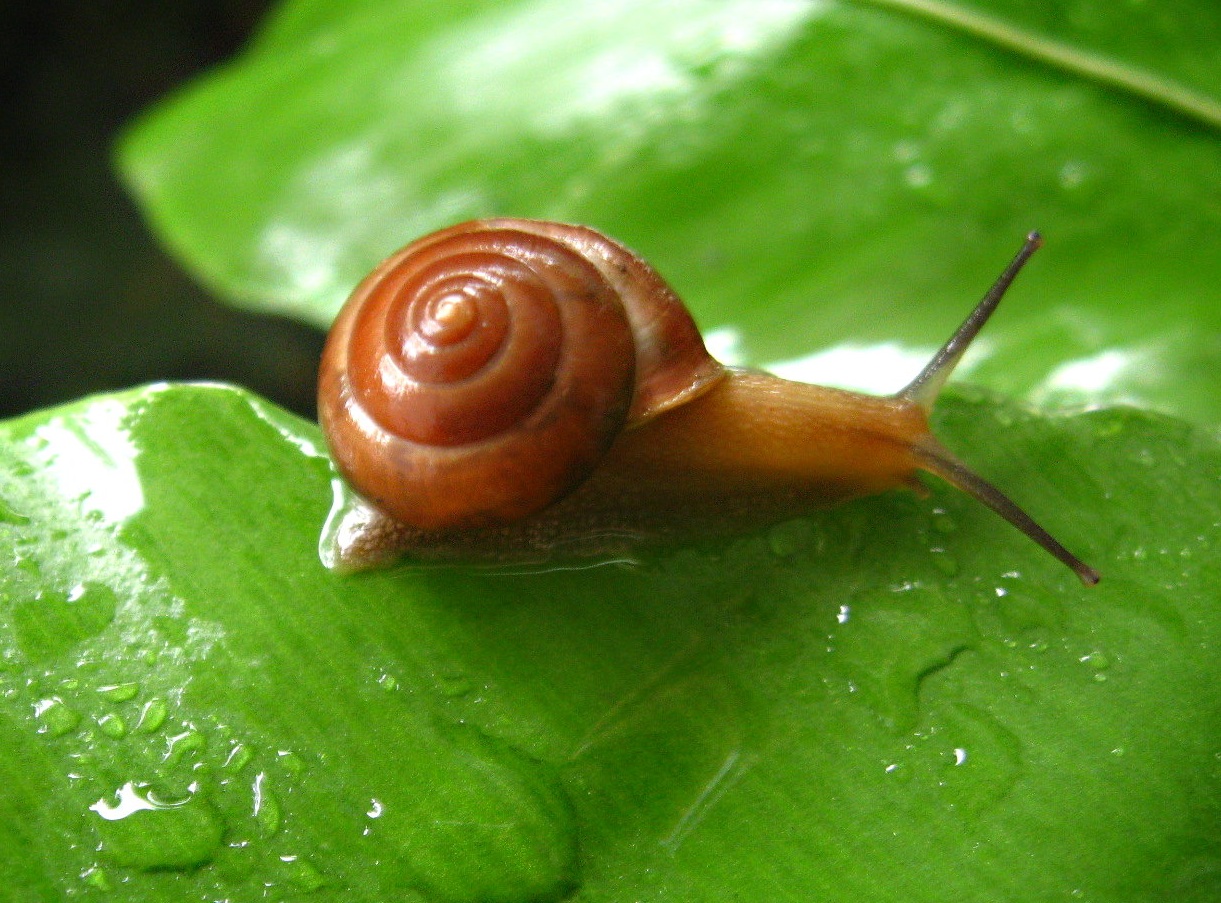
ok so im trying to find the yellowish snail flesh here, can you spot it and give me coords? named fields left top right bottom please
left=317, top=218, right=1099, bottom=585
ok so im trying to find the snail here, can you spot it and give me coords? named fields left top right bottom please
left=317, top=218, right=1099, bottom=584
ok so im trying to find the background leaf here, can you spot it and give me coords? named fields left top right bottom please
left=1, top=384, right=1219, bottom=901
left=118, top=0, right=1221, bottom=422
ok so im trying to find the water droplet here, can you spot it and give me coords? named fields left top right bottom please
left=91, top=781, right=224, bottom=871
left=1080, top=650, right=1111, bottom=670
left=367, top=798, right=384, bottom=818
left=136, top=698, right=167, bottom=733
left=933, top=704, right=1021, bottom=813
left=14, top=554, right=40, bottom=577
left=12, top=581, right=117, bottom=661
left=0, top=497, right=30, bottom=525
left=80, top=866, right=112, bottom=891
left=223, top=742, right=253, bottom=771
left=97, top=682, right=140, bottom=703
left=392, top=720, right=579, bottom=903
left=826, top=584, right=976, bottom=732
left=164, top=729, right=205, bottom=765
left=377, top=672, right=400, bottom=692
left=280, top=855, right=325, bottom=892
left=977, top=586, right=1064, bottom=653
left=277, top=750, right=304, bottom=778
left=883, top=761, right=913, bottom=784
left=252, top=771, right=281, bottom=837
left=34, top=696, right=80, bottom=737
left=97, top=712, right=128, bottom=740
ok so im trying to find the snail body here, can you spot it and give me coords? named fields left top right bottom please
left=318, top=219, right=1098, bottom=584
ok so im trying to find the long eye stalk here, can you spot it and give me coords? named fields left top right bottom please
left=898, top=232, right=1100, bottom=587
left=900, top=231, right=1043, bottom=412
left=914, top=442, right=1101, bottom=586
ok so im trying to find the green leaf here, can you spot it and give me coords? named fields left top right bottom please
left=2, top=383, right=1218, bottom=900
left=118, top=0, right=1221, bottom=422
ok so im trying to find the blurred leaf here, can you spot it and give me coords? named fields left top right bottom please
left=1, top=383, right=1218, bottom=900
left=118, top=0, right=1221, bottom=421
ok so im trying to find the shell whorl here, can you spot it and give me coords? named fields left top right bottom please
left=318, top=219, right=723, bottom=530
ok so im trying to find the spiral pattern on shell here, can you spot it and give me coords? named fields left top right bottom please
left=318, top=219, right=723, bottom=531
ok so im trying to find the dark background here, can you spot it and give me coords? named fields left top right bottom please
left=0, top=1, right=323, bottom=420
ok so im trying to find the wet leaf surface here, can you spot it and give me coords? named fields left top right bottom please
left=1, top=383, right=1217, bottom=900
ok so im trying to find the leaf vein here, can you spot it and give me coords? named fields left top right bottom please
left=855, top=0, right=1221, bottom=132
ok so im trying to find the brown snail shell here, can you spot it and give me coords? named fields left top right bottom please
left=318, top=219, right=723, bottom=531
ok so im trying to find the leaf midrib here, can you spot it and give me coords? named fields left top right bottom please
left=855, top=0, right=1221, bottom=132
